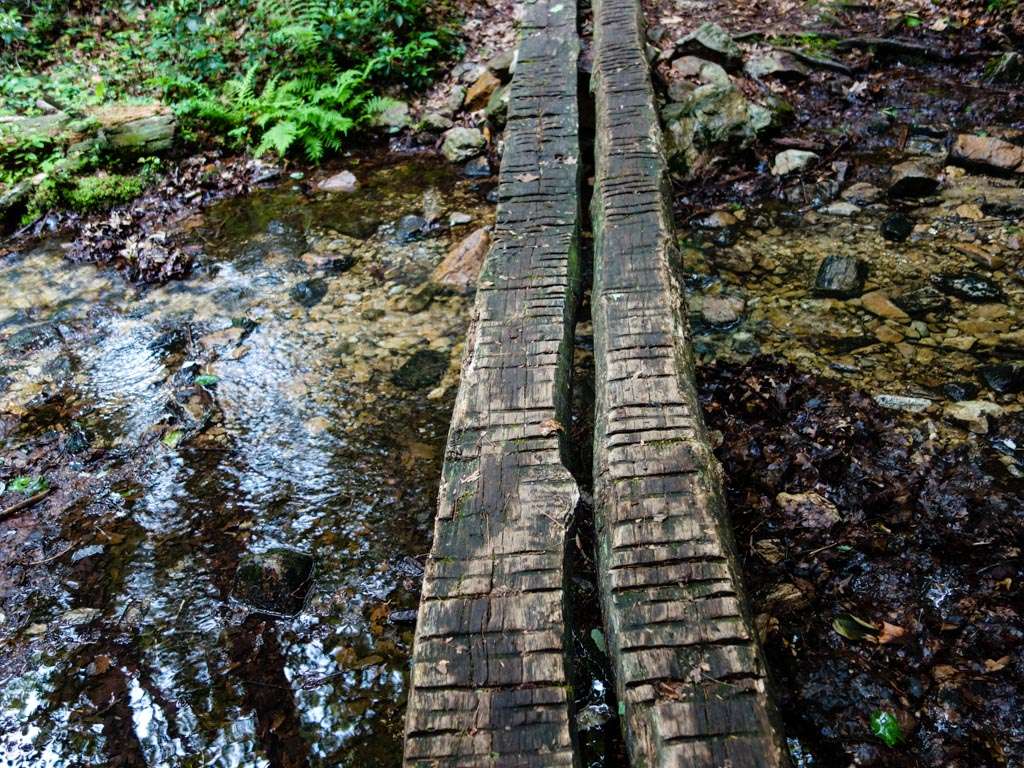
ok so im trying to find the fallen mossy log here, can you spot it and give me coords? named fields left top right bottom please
left=401, top=0, right=583, bottom=765
left=590, top=0, right=788, bottom=765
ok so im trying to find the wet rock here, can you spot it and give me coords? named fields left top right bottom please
left=388, top=609, right=418, bottom=625
left=893, top=285, right=950, bottom=318
left=5, top=323, right=60, bottom=353
left=485, top=85, right=510, bottom=128
left=880, top=212, right=914, bottom=242
left=432, top=226, right=491, bottom=294
left=663, top=84, right=771, bottom=174
left=449, top=212, right=473, bottom=227
left=951, top=133, right=1024, bottom=174
left=420, top=112, right=454, bottom=132
left=441, top=127, right=486, bottom=163
left=987, top=52, right=1024, bottom=84
left=820, top=202, right=860, bottom=217
left=701, top=295, right=745, bottom=326
left=943, top=400, right=1003, bottom=434
left=889, top=160, right=940, bottom=198
left=372, top=100, right=411, bottom=132
left=671, top=56, right=730, bottom=86
left=70, top=544, right=105, bottom=563
left=290, top=277, right=328, bottom=308
left=842, top=182, right=883, bottom=206
left=695, top=210, right=738, bottom=228
left=874, top=394, right=933, bottom=413
left=232, top=548, right=315, bottom=617
left=674, top=22, right=741, bottom=68
left=772, top=149, right=818, bottom=176
left=318, top=171, right=358, bottom=193
left=932, top=273, right=1006, bottom=303
left=942, top=381, right=978, bottom=401
left=422, top=188, right=444, bottom=223
left=400, top=283, right=439, bottom=313
left=438, top=86, right=466, bottom=118
left=813, top=255, right=866, bottom=298
left=861, top=291, right=909, bottom=321
left=392, top=349, right=450, bottom=390
left=776, top=492, right=841, bottom=529
left=486, top=49, right=517, bottom=81
left=979, top=363, right=1024, bottom=395
left=464, top=70, right=502, bottom=112
left=744, top=50, right=808, bottom=80
left=63, top=424, right=91, bottom=454
left=462, top=155, right=492, bottom=178
left=59, top=608, right=102, bottom=627
left=394, top=214, right=430, bottom=243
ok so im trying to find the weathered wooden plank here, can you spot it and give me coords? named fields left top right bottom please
left=589, top=1, right=788, bottom=766
left=402, top=1, right=582, bottom=765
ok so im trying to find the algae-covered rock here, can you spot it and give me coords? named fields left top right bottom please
left=441, top=127, right=486, bottom=163
left=663, top=84, right=772, bottom=175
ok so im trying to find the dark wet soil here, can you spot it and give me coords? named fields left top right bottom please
left=700, top=357, right=1024, bottom=767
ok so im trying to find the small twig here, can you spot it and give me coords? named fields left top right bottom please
left=0, top=488, right=53, bottom=522
left=25, top=542, right=75, bottom=566
left=808, top=541, right=841, bottom=557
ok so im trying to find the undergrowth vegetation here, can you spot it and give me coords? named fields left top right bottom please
left=0, top=0, right=457, bottom=160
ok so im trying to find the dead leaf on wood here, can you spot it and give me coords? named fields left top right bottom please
left=539, top=418, right=564, bottom=436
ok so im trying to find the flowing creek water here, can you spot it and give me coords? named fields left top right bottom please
left=0, top=157, right=492, bottom=767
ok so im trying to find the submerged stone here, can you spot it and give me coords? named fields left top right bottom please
left=462, top=156, right=492, bottom=178
left=893, top=285, right=950, bottom=318
left=232, top=548, right=315, bottom=617
left=394, top=214, right=430, bottom=243
left=290, top=277, right=328, bottom=308
left=881, top=213, right=914, bottom=242
left=392, top=349, right=449, bottom=390
left=932, top=273, right=1006, bottom=303
left=979, top=363, right=1024, bottom=395
left=813, top=255, right=866, bottom=298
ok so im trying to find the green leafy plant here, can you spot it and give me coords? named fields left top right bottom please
left=870, top=710, right=904, bottom=747
left=8, top=475, right=49, bottom=495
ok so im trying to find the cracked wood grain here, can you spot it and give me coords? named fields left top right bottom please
left=589, top=0, right=788, bottom=765
left=402, top=1, right=583, bottom=765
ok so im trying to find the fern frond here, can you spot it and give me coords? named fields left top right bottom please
left=254, top=120, right=299, bottom=157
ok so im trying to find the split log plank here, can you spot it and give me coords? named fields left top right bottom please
left=590, top=0, right=788, bottom=766
left=403, top=1, right=583, bottom=766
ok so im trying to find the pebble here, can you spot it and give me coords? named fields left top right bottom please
left=880, top=212, right=914, bottom=242
left=813, top=254, right=866, bottom=298
left=701, top=295, right=745, bottom=326
left=860, top=290, right=909, bottom=321
left=318, top=171, right=358, bottom=193
left=874, top=394, right=933, bottom=413
left=820, top=202, right=860, bottom=217
left=943, top=400, right=1004, bottom=434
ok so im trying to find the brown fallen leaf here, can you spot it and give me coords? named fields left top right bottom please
left=539, top=418, right=564, bottom=436
left=877, top=621, right=907, bottom=645
left=985, top=656, right=1010, bottom=673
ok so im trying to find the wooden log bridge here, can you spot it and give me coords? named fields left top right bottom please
left=403, top=0, right=787, bottom=766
